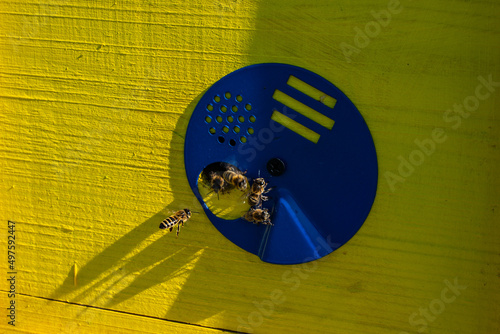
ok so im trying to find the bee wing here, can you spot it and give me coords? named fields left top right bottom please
left=223, top=182, right=236, bottom=191
left=241, top=210, right=252, bottom=220
left=220, top=162, right=236, bottom=172
left=240, top=190, right=251, bottom=201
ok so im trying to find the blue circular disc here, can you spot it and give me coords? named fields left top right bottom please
left=184, top=63, right=378, bottom=264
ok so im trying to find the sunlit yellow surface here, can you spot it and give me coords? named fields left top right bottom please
left=0, top=0, right=498, bottom=333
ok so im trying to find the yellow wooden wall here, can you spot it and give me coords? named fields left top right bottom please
left=1, top=0, right=499, bottom=333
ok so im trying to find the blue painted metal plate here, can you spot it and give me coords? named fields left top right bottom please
left=184, top=63, right=378, bottom=265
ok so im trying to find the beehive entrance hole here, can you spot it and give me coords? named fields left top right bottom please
left=197, top=162, right=251, bottom=220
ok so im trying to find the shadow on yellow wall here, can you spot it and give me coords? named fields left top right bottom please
left=46, top=90, right=237, bottom=324
left=44, top=1, right=360, bottom=329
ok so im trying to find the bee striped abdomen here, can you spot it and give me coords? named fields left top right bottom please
left=223, top=170, right=248, bottom=192
left=159, top=216, right=179, bottom=230
left=159, top=209, right=192, bottom=238
left=247, top=178, right=270, bottom=207
left=248, top=193, right=260, bottom=206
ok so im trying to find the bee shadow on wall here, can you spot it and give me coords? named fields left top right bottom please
left=48, top=91, right=219, bottom=315
left=48, top=207, right=200, bottom=302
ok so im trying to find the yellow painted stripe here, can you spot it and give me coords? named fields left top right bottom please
left=273, top=90, right=335, bottom=130
left=73, top=262, right=78, bottom=286
left=271, top=110, right=320, bottom=143
left=287, top=75, right=337, bottom=109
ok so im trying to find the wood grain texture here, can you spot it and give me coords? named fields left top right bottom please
left=1, top=0, right=499, bottom=333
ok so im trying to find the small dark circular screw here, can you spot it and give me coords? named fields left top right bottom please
left=267, top=158, right=286, bottom=176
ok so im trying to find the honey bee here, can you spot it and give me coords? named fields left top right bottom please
left=247, top=177, right=272, bottom=207
left=243, top=207, right=272, bottom=225
left=201, top=162, right=245, bottom=198
left=159, top=209, right=192, bottom=238
left=223, top=169, right=248, bottom=192
left=208, top=172, right=226, bottom=199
